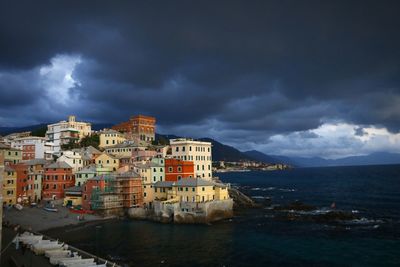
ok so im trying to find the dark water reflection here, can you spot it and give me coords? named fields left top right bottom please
left=48, top=165, right=400, bottom=267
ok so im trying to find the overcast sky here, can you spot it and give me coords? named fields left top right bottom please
left=1, top=1, right=400, bottom=158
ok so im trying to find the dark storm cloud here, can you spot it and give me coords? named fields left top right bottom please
left=1, top=0, right=400, bottom=154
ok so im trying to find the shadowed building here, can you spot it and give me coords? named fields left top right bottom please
left=112, top=115, right=156, bottom=143
left=0, top=151, right=4, bottom=253
left=42, top=162, right=75, bottom=200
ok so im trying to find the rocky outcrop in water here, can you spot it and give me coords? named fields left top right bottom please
left=270, top=201, right=360, bottom=223
left=228, top=188, right=261, bottom=209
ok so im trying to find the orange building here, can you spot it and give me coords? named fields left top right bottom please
left=112, top=115, right=156, bottom=142
left=165, top=158, right=194, bottom=182
left=115, top=171, right=143, bottom=208
left=12, top=163, right=35, bottom=204
left=42, top=162, right=75, bottom=200
left=22, top=144, right=35, bottom=160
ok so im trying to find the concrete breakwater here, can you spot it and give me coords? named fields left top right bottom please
left=127, top=199, right=234, bottom=224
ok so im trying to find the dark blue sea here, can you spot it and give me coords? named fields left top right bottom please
left=48, top=165, right=400, bottom=267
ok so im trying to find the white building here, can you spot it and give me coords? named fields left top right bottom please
left=45, top=115, right=91, bottom=153
left=169, top=138, right=212, bottom=180
left=57, top=150, right=84, bottom=172
left=11, top=136, right=54, bottom=160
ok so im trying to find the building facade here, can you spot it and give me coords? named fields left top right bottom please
left=0, top=144, right=22, bottom=164
left=94, top=153, right=119, bottom=171
left=169, top=138, right=212, bottom=180
left=57, top=150, right=84, bottom=172
left=154, top=178, right=230, bottom=203
left=42, top=162, right=75, bottom=200
left=164, top=158, right=194, bottom=182
left=3, top=165, right=17, bottom=205
left=112, top=115, right=156, bottom=143
left=26, top=159, right=48, bottom=202
left=13, top=163, right=35, bottom=204
left=75, top=165, right=97, bottom=186
left=11, top=136, right=53, bottom=160
left=46, top=115, right=92, bottom=153
left=99, top=129, right=126, bottom=149
left=104, top=141, right=148, bottom=158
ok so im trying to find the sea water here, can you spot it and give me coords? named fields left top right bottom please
left=48, top=165, right=400, bottom=266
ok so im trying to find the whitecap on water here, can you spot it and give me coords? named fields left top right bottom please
left=252, top=196, right=268, bottom=199
left=278, top=188, right=297, bottom=192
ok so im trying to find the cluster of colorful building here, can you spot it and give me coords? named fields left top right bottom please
left=0, top=115, right=230, bottom=216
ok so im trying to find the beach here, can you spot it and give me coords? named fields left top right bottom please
left=2, top=205, right=110, bottom=232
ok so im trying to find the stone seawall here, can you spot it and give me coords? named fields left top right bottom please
left=127, top=199, right=234, bottom=224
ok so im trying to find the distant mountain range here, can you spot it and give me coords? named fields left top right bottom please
left=0, top=123, right=112, bottom=136
left=2, top=124, right=400, bottom=168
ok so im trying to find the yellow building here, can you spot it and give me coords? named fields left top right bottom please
left=94, top=153, right=119, bottom=172
left=133, top=163, right=154, bottom=207
left=99, top=129, right=126, bottom=149
left=3, top=165, right=17, bottom=205
left=214, top=182, right=230, bottom=201
left=63, top=186, right=82, bottom=207
left=0, top=143, right=22, bottom=164
left=104, top=141, right=148, bottom=158
left=154, top=178, right=230, bottom=203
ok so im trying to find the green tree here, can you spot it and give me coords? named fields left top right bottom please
left=31, top=126, right=47, bottom=137
left=79, top=134, right=100, bottom=149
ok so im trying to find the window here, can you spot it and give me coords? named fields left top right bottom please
left=168, top=167, right=173, bottom=172
left=182, top=147, right=185, bottom=152
left=192, top=187, right=195, bottom=192
left=53, top=184, right=57, bottom=189
left=176, top=147, right=179, bottom=152
left=185, top=187, right=188, bottom=191
left=177, top=166, right=182, bottom=172
left=202, top=187, right=205, bottom=191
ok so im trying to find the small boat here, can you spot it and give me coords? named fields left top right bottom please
left=18, top=235, right=43, bottom=245
left=45, top=249, right=72, bottom=258
left=32, top=241, right=65, bottom=255
left=50, top=254, right=81, bottom=265
left=44, top=204, right=58, bottom=212
left=58, top=257, right=95, bottom=266
left=14, top=204, right=23, bottom=210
